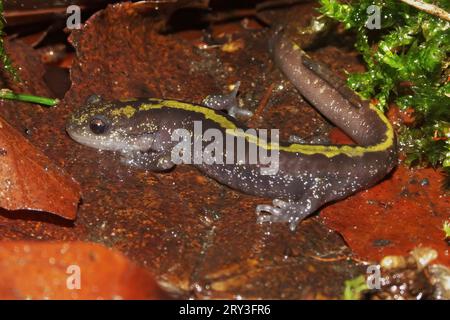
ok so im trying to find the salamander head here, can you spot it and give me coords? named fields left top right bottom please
left=66, top=95, right=160, bottom=152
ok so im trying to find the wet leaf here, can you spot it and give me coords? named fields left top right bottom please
left=0, top=116, right=80, bottom=219
left=321, top=166, right=450, bottom=266
left=0, top=241, right=167, bottom=299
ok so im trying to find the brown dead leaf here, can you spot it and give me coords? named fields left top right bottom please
left=0, top=241, right=167, bottom=299
left=0, top=116, right=80, bottom=220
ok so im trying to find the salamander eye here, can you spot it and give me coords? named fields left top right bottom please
left=89, top=116, right=110, bottom=134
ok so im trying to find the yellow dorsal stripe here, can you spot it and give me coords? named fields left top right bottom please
left=139, top=99, right=394, bottom=158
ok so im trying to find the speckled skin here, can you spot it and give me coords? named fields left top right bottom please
left=66, top=30, right=397, bottom=230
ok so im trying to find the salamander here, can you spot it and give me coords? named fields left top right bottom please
left=66, top=29, right=397, bottom=230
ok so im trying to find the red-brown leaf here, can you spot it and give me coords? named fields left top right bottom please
left=0, top=241, right=168, bottom=299
left=321, top=166, right=450, bottom=266
left=0, top=116, right=80, bottom=219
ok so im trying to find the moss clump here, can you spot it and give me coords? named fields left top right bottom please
left=319, top=0, right=450, bottom=185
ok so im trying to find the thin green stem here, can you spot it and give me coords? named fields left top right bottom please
left=0, top=89, right=59, bottom=107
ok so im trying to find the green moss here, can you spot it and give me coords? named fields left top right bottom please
left=319, top=0, right=450, bottom=186
left=0, top=2, right=57, bottom=107
left=0, top=0, right=19, bottom=81
left=444, top=220, right=450, bottom=238
left=343, top=275, right=368, bottom=300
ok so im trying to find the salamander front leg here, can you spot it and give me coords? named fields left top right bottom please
left=121, top=150, right=175, bottom=172
left=202, top=81, right=253, bottom=119
left=256, top=198, right=319, bottom=231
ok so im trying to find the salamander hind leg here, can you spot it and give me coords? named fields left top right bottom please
left=256, top=198, right=320, bottom=231
left=202, top=81, right=253, bottom=119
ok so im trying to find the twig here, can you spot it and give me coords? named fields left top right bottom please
left=400, top=0, right=450, bottom=22
left=0, top=89, right=59, bottom=107
left=248, top=83, right=274, bottom=127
